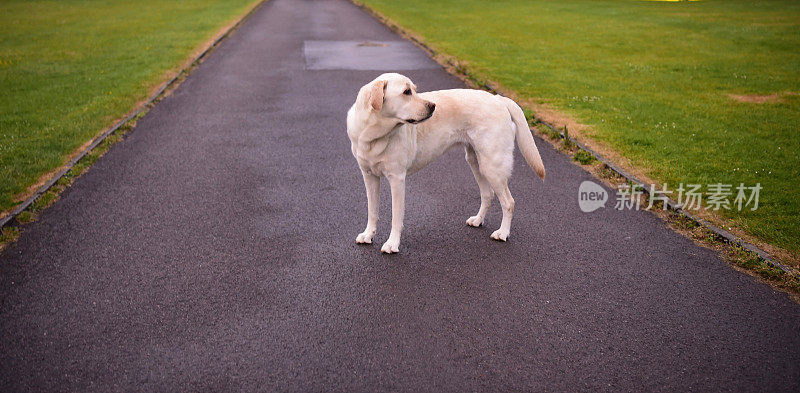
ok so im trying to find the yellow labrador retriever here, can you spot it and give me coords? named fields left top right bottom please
left=347, top=73, right=545, bottom=253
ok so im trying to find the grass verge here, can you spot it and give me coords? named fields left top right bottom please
left=0, top=0, right=263, bottom=251
left=0, top=0, right=261, bottom=217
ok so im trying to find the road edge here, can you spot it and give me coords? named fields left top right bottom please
left=0, top=0, right=268, bottom=232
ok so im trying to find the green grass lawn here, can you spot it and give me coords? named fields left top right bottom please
left=360, top=0, right=800, bottom=258
left=0, top=0, right=258, bottom=213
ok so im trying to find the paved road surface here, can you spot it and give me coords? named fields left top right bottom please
left=2, top=0, right=799, bottom=391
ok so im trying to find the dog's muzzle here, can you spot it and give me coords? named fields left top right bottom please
left=406, top=102, right=436, bottom=124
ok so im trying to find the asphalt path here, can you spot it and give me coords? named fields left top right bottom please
left=1, top=0, right=799, bottom=391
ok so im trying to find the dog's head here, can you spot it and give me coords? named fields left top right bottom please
left=360, top=73, right=435, bottom=124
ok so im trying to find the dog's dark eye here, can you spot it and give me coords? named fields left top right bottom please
left=403, top=89, right=412, bottom=95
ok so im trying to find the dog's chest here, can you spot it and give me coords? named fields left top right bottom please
left=354, top=141, right=389, bottom=175
left=352, top=135, right=413, bottom=176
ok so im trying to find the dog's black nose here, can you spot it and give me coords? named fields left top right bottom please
left=427, top=102, right=436, bottom=111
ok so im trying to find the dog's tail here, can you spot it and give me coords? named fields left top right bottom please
left=501, top=96, right=546, bottom=180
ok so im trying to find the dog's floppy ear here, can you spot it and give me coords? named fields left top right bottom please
left=369, top=80, right=386, bottom=111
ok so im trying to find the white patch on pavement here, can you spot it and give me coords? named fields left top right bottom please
left=303, top=40, right=440, bottom=70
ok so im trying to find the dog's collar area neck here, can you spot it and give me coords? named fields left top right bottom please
left=357, top=120, right=403, bottom=143
left=365, top=113, right=403, bottom=128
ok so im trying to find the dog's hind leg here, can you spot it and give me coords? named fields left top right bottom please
left=477, top=152, right=515, bottom=241
left=488, top=178, right=514, bottom=241
left=464, top=145, right=494, bottom=227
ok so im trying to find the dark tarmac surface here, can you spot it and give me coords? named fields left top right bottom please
left=1, top=0, right=799, bottom=391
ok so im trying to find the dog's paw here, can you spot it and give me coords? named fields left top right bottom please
left=381, top=239, right=400, bottom=254
left=466, top=215, right=484, bottom=227
left=356, top=231, right=375, bottom=244
left=490, top=229, right=509, bottom=242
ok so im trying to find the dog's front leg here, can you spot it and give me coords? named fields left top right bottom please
left=381, top=173, right=405, bottom=254
left=356, top=171, right=380, bottom=244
